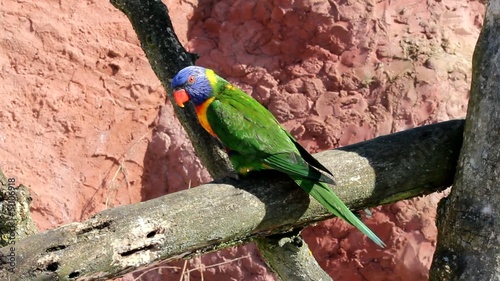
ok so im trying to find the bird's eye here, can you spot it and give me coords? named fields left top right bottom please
left=188, top=75, right=196, bottom=84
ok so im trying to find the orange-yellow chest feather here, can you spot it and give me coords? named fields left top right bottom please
left=195, top=97, right=216, bottom=137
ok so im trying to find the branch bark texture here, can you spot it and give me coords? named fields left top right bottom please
left=0, top=120, right=463, bottom=280
left=430, top=2, right=500, bottom=280
left=0, top=169, right=37, bottom=247
left=255, top=231, right=333, bottom=281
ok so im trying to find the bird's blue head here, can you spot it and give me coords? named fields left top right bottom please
left=171, top=66, right=214, bottom=107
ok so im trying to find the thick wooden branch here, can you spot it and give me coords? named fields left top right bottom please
left=110, top=0, right=233, bottom=179
left=255, top=231, right=333, bottom=281
left=430, top=2, right=500, bottom=280
left=0, top=120, right=463, bottom=280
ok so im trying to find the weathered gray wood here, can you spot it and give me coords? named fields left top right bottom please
left=0, top=169, right=37, bottom=277
left=429, top=1, right=500, bottom=280
left=255, top=231, right=333, bottom=281
left=0, top=169, right=37, bottom=248
left=0, top=120, right=463, bottom=280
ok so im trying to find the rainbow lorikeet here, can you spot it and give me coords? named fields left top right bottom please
left=171, top=66, right=385, bottom=247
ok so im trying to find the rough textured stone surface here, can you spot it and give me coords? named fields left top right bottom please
left=0, top=0, right=483, bottom=280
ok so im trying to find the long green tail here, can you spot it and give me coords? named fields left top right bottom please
left=291, top=176, right=386, bottom=248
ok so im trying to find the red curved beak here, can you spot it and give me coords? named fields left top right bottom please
left=173, top=89, right=190, bottom=107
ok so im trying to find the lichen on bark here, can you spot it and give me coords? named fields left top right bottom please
left=0, top=168, right=37, bottom=248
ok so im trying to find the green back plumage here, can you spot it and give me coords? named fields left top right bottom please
left=208, top=83, right=291, bottom=156
left=206, top=78, right=332, bottom=182
left=203, top=71, right=385, bottom=247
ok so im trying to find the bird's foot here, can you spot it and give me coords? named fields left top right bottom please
left=227, top=171, right=240, bottom=181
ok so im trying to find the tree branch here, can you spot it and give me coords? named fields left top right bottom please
left=0, top=120, right=464, bottom=280
left=110, top=0, right=233, bottom=179
left=254, top=231, right=333, bottom=281
left=430, top=1, right=500, bottom=280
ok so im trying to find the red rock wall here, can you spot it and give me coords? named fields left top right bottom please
left=0, top=0, right=484, bottom=280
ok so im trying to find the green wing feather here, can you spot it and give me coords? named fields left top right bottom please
left=206, top=86, right=332, bottom=182
left=206, top=78, right=384, bottom=247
